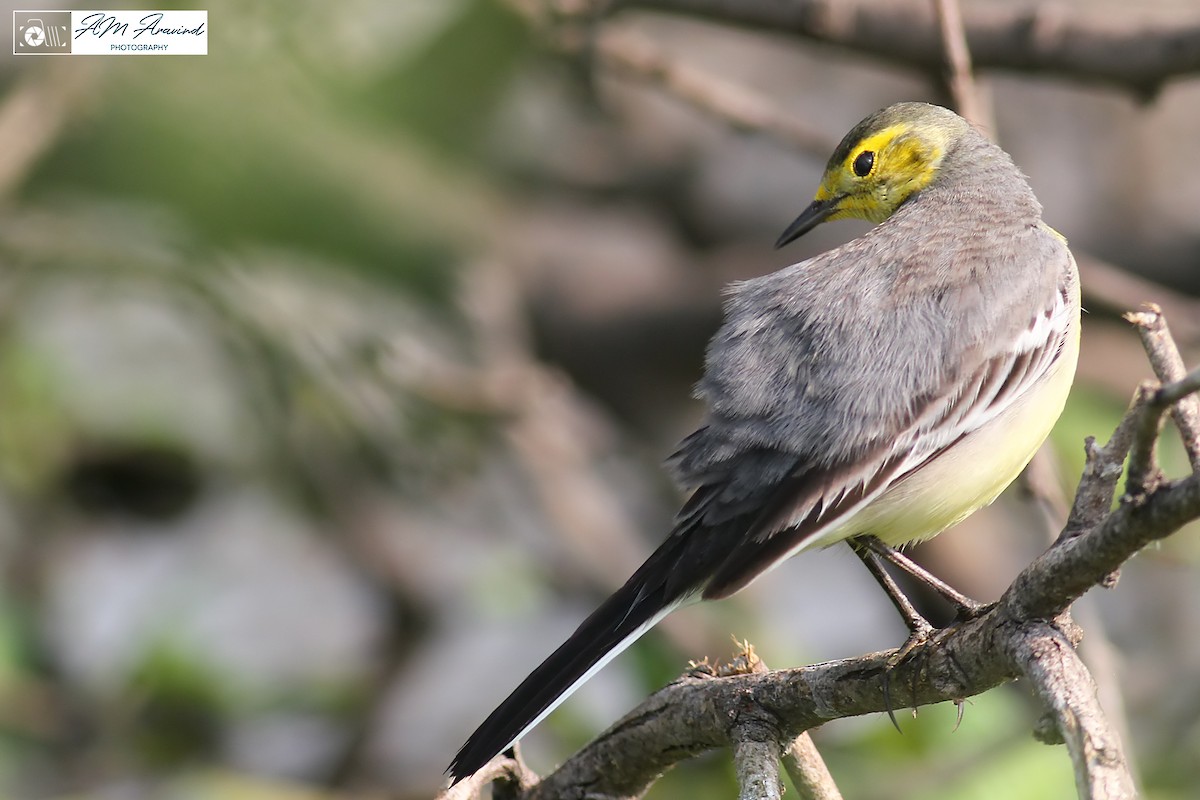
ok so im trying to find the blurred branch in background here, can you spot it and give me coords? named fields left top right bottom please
left=0, top=60, right=103, bottom=199
left=932, top=0, right=992, bottom=133
left=1079, top=255, right=1200, bottom=347
left=618, top=0, right=1200, bottom=98
left=592, top=25, right=838, bottom=157
left=506, top=0, right=1200, bottom=349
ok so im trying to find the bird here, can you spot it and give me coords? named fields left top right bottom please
left=447, top=101, right=1081, bottom=783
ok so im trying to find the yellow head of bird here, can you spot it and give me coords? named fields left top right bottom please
left=776, top=103, right=971, bottom=248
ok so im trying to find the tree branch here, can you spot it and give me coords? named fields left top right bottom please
left=1127, top=305, right=1200, bottom=470
left=442, top=748, right=538, bottom=800
left=502, top=0, right=838, bottom=157
left=595, top=25, right=838, bottom=156
left=734, top=739, right=784, bottom=800
left=617, top=0, right=1200, bottom=98
left=782, top=732, right=844, bottom=800
left=0, top=61, right=104, bottom=199
left=442, top=311, right=1200, bottom=800
left=932, top=0, right=992, bottom=133
left=1075, top=256, right=1200, bottom=346
left=1006, top=624, right=1136, bottom=799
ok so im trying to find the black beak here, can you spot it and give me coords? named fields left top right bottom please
left=774, top=196, right=841, bottom=249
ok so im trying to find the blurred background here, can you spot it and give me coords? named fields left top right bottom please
left=1, top=1, right=1199, bottom=798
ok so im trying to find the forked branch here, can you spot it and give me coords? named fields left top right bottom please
left=442, top=310, right=1200, bottom=800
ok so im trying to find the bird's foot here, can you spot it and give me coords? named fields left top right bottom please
left=888, top=619, right=935, bottom=669
left=881, top=617, right=936, bottom=732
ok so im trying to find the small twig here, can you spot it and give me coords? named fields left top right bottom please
left=734, top=739, right=784, bottom=800
left=1062, top=393, right=1145, bottom=541
left=1021, top=449, right=1141, bottom=794
left=1126, top=305, right=1200, bottom=470
left=1159, top=366, right=1200, bottom=406
left=1011, top=470, right=1200, bottom=624
left=1076, top=255, right=1200, bottom=344
left=726, top=643, right=804, bottom=800
left=0, top=61, right=104, bottom=198
left=500, top=0, right=836, bottom=157
left=440, top=749, right=538, bottom=800
left=1070, top=599, right=1142, bottom=796
left=783, top=733, right=844, bottom=800
left=1117, top=319, right=1200, bottom=498
left=932, top=0, right=993, bottom=133
left=1124, top=382, right=1167, bottom=498
left=1006, top=624, right=1136, bottom=800
left=595, top=26, right=838, bottom=157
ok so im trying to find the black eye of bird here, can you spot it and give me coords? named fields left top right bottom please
left=852, top=150, right=875, bottom=177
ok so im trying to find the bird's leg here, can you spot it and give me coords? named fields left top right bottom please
left=851, top=536, right=989, bottom=731
left=857, top=535, right=986, bottom=620
left=850, top=541, right=933, bottom=731
left=850, top=541, right=935, bottom=643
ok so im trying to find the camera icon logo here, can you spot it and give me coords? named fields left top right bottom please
left=14, top=10, right=72, bottom=54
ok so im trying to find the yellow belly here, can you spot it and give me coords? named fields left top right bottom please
left=825, top=305, right=1081, bottom=548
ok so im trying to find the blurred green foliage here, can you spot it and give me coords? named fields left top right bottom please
left=0, top=338, right=73, bottom=493
left=26, top=0, right=530, bottom=300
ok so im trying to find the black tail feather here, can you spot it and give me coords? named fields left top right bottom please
left=446, top=538, right=697, bottom=782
